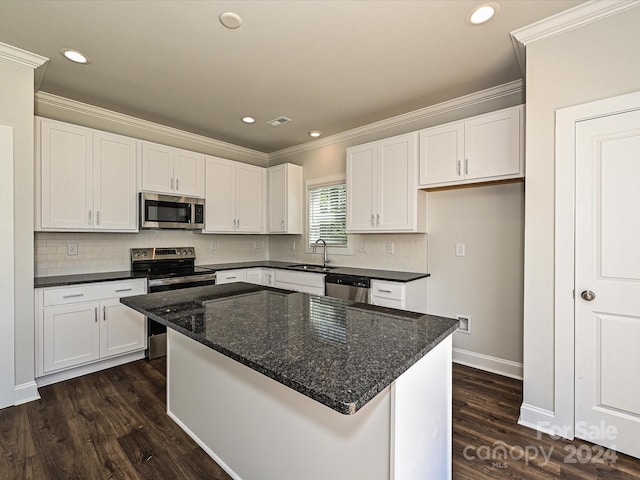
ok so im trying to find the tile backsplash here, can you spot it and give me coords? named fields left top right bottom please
left=34, top=231, right=269, bottom=277
left=35, top=231, right=427, bottom=277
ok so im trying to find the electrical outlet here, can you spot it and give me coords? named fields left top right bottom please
left=66, top=243, right=78, bottom=256
left=457, top=315, right=471, bottom=334
left=210, top=241, right=217, bottom=251
left=291, top=240, right=296, bottom=251
left=386, top=242, right=394, bottom=254
left=455, top=243, right=466, bottom=257
left=358, top=241, right=368, bottom=253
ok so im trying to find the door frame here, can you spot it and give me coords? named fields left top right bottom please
left=0, top=125, right=15, bottom=408
left=555, top=90, right=640, bottom=438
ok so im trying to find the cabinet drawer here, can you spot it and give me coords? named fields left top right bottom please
left=370, top=280, right=405, bottom=301
left=43, top=279, right=146, bottom=306
left=274, top=280, right=324, bottom=296
left=216, top=270, right=246, bottom=284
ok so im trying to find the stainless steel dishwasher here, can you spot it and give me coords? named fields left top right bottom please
left=324, top=274, right=371, bottom=303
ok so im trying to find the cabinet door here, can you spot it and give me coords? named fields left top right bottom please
left=267, top=165, right=286, bottom=232
left=419, top=122, right=464, bottom=186
left=245, top=269, right=263, bottom=285
left=377, top=133, right=417, bottom=231
left=261, top=269, right=275, bottom=287
left=235, top=164, right=264, bottom=233
left=93, top=132, right=138, bottom=231
left=346, top=143, right=376, bottom=232
left=43, top=301, right=100, bottom=373
left=204, top=157, right=236, bottom=232
left=99, top=298, right=146, bottom=358
left=141, top=142, right=174, bottom=194
left=40, top=120, right=93, bottom=229
left=174, top=149, right=204, bottom=197
left=465, top=107, right=521, bottom=181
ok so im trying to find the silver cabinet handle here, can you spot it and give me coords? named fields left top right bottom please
left=94, top=307, right=98, bottom=323
left=377, top=289, right=392, bottom=293
left=96, top=210, right=100, bottom=225
left=88, top=210, right=92, bottom=225
left=457, top=160, right=462, bottom=176
left=376, top=214, right=380, bottom=226
left=103, top=305, right=106, bottom=321
left=176, top=178, right=179, bottom=191
left=237, top=218, right=240, bottom=229
left=233, top=218, right=237, bottom=228
left=63, top=293, right=84, bottom=299
left=281, top=220, right=285, bottom=230
left=581, top=290, right=596, bottom=301
left=115, top=288, right=132, bottom=293
left=465, top=158, right=469, bottom=175
left=227, top=276, right=237, bottom=280
left=371, top=214, right=375, bottom=227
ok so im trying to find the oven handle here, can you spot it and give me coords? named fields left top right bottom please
left=148, top=273, right=217, bottom=287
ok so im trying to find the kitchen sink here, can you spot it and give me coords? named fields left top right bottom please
left=287, top=264, right=336, bottom=272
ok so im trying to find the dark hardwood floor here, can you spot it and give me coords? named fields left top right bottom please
left=2, top=359, right=640, bottom=479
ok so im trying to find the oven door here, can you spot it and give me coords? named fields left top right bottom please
left=146, top=273, right=216, bottom=358
left=140, top=192, right=204, bottom=229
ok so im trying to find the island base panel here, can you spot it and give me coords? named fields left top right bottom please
left=167, top=329, right=452, bottom=479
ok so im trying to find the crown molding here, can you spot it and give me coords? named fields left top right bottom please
left=34, top=91, right=268, bottom=163
left=510, top=0, right=640, bottom=75
left=268, top=79, right=524, bottom=161
left=0, top=42, right=49, bottom=91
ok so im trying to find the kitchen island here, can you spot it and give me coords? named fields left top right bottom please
left=121, top=283, right=458, bottom=480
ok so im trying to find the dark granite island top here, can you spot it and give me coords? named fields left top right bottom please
left=121, top=282, right=458, bottom=415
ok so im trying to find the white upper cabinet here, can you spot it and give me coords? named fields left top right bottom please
left=204, top=156, right=265, bottom=233
left=347, top=132, right=426, bottom=233
left=141, top=141, right=204, bottom=197
left=37, top=118, right=138, bottom=232
left=419, top=105, right=524, bottom=187
left=267, top=163, right=303, bottom=234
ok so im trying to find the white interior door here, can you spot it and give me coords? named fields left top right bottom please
left=575, top=109, right=640, bottom=458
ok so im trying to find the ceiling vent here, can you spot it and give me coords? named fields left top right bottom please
left=267, top=116, right=292, bottom=127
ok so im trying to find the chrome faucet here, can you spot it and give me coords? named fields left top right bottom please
left=312, top=238, right=328, bottom=267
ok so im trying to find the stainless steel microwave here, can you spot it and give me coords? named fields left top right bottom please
left=139, top=192, right=204, bottom=229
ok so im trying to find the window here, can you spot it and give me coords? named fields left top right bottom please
left=308, top=181, right=347, bottom=247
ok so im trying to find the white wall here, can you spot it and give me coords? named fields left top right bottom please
left=522, top=6, right=640, bottom=413
left=428, top=183, right=524, bottom=371
left=0, top=55, right=38, bottom=395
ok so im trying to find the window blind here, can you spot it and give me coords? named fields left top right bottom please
left=308, top=182, right=347, bottom=247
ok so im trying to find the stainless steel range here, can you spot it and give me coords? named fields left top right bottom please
left=131, top=247, right=216, bottom=358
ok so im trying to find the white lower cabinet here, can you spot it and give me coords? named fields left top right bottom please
left=217, top=268, right=292, bottom=289
left=216, top=269, right=247, bottom=285
left=370, top=277, right=429, bottom=314
left=36, top=279, right=147, bottom=379
left=274, top=270, right=325, bottom=296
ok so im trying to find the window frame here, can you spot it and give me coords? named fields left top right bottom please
left=305, top=174, right=353, bottom=257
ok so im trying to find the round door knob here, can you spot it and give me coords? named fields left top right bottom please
left=581, top=290, right=596, bottom=301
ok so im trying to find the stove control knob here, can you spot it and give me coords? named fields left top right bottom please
left=187, top=249, right=193, bottom=255
left=141, top=251, right=147, bottom=257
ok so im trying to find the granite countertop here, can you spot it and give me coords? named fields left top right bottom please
left=35, top=261, right=429, bottom=288
left=197, top=260, right=430, bottom=282
left=34, top=270, right=141, bottom=288
left=120, top=282, right=457, bottom=415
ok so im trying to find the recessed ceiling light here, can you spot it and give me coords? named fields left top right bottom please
left=242, top=116, right=255, bottom=124
left=309, top=131, right=322, bottom=138
left=466, top=2, right=500, bottom=25
left=60, top=48, right=90, bottom=64
left=219, top=12, right=242, bottom=29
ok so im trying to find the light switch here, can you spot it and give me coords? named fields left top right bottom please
left=455, top=243, right=465, bottom=257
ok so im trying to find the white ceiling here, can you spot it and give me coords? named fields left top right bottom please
left=0, top=0, right=584, bottom=153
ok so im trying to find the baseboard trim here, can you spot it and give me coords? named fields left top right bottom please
left=517, top=403, right=572, bottom=439
left=14, top=381, right=40, bottom=406
left=167, top=410, right=241, bottom=480
left=452, top=347, right=523, bottom=380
